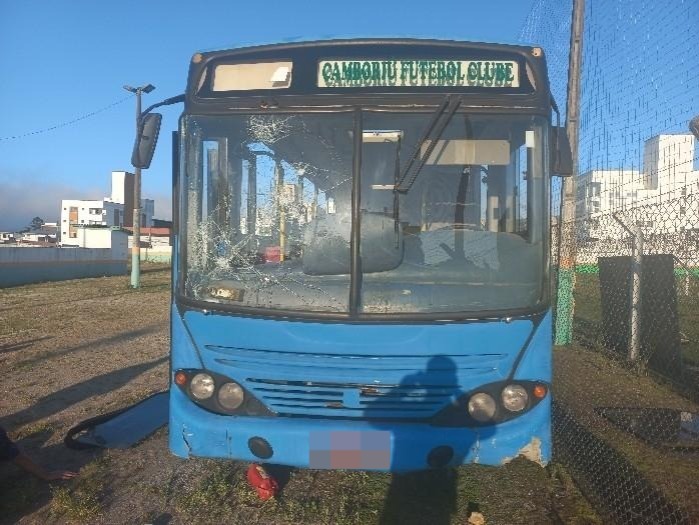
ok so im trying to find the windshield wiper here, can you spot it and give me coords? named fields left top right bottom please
left=395, top=95, right=462, bottom=193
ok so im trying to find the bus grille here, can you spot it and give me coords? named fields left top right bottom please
left=208, top=345, right=509, bottom=419
left=245, top=378, right=463, bottom=419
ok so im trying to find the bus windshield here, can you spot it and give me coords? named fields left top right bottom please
left=181, top=110, right=548, bottom=315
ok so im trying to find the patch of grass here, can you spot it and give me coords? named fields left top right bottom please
left=13, top=420, right=55, bottom=440
left=554, top=344, right=699, bottom=519
left=50, top=485, right=102, bottom=523
left=547, top=463, right=602, bottom=524
left=9, top=359, right=36, bottom=372
left=272, top=470, right=388, bottom=525
left=49, top=457, right=110, bottom=523
left=173, top=460, right=595, bottom=525
left=0, top=317, right=36, bottom=338
left=573, top=271, right=699, bottom=391
left=174, top=460, right=238, bottom=520
left=119, top=266, right=171, bottom=295
left=457, top=461, right=553, bottom=525
left=164, top=454, right=600, bottom=525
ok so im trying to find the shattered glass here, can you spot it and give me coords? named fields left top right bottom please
left=181, top=112, right=548, bottom=314
left=184, top=113, right=353, bottom=312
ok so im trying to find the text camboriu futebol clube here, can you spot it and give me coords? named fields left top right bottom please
left=319, top=60, right=518, bottom=88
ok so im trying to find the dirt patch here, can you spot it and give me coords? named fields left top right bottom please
left=0, top=266, right=597, bottom=524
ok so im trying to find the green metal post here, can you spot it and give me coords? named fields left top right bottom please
left=131, top=90, right=142, bottom=289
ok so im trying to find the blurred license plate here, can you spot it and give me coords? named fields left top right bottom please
left=309, top=431, right=391, bottom=469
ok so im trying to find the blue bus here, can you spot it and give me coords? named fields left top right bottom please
left=136, top=39, right=571, bottom=472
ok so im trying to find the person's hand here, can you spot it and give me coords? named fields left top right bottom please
left=13, top=452, right=78, bottom=482
left=42, top=470, right=78, bottom=481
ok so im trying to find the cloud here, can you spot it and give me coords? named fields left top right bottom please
left=0, top=171, right=103, bottom=231
left=0, top=169, right=173, bottom=231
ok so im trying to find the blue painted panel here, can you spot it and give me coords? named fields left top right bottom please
left=169, top=305, right=552, bottom=469
left=512, top=311, right=553, bottom=383
left=182, top=310, right=533, bottom=357
left=171, top=303, right=204, bottom=371
left=180, top=309, right=537, bottom=418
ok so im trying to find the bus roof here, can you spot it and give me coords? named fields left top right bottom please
left=185, top=38, right=551, bottom=113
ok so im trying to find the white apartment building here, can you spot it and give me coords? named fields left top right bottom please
left=576, top=134, right=699, bottom=237
left=60, top=199, right=124, bottom=242
left=60, top=171, right=154, bottom=244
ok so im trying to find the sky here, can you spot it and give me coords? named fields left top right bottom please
left=0, top=0, right=535, bottom=231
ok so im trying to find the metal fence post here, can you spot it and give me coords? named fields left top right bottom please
left=629, top=225, right=643, bottom=362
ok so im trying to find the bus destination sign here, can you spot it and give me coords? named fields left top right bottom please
left=318, top=59, right=519, bottom=88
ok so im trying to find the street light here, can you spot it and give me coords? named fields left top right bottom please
left=123, top=83, right=155, bottom=288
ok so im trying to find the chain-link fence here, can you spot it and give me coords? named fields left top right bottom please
left=523, top=1, right=699, bottom=523
left=557, top=197, right=699, bottom=524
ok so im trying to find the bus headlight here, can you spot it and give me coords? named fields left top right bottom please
left=501, top=384, right=529, bottom=412
left=218, top=382, right=245, bottom=410
left=175, top=369, right=276, bottom=417
left=467, top=393, right=497, bottom=422
left=433, top=380, right=549, bottom=427
left=190, top=373, right=215, bottom=400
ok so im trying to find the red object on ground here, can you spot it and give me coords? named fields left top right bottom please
left=246, top=463, right=279, bottom=501
left=264, top=246, right=281, bottom=263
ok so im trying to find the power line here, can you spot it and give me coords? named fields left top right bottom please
left=0, top=94, right=134, bottom=142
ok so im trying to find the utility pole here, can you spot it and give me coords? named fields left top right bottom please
left=123, top=83, right=155, bottom=289
left=554, top=0, right=585, bottom=345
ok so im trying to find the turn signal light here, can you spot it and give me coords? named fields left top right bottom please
left=174, top=371, right=188, bottom=386
left=533, top=384, right=547, bottom=399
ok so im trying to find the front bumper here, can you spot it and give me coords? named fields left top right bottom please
left=169, top=387, right=551, bottom=472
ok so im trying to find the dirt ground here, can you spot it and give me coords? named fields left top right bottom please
left=0, top=266, right=598, bottom=525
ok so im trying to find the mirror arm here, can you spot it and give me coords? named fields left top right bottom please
left=140, top=94, right=186, bottom=120
left=550, top=96, right=561, bottom=160
left=549, top=96, right=573, bottom=177
left=131, top=94, right=185, bottom=169
left=550, top=95, right=561, bottom=129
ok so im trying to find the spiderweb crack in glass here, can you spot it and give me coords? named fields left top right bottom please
left=183, top=111, right=549, bottom=314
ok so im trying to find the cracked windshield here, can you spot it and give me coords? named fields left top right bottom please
left=183, top=112, right=546, bottom=313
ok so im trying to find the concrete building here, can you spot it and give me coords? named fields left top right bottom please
left=125, top=226, right=172, bottom=262
left=576, top=134, right=699, bottom=237
left=60, top=171, right=154, bottom=245
left=110, top=171, right=134, bottom=225
left=20, top=232, right=55, bottom=244
left=0, top=232, right=17, bottom=244
left=17, top=223, right=58, bottom=244
left=74, top=225, right=128, bottom=257
left=60, top=199, right=125, bottom=242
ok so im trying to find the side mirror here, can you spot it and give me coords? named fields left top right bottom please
left=550, top=126, right=573, bottom=177
left=131, top=113, right=162, bottom=169
left=690, top=115, right=699, bottom=140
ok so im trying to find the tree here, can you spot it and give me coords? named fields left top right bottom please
left=29, top=217, right=45, bottom=231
